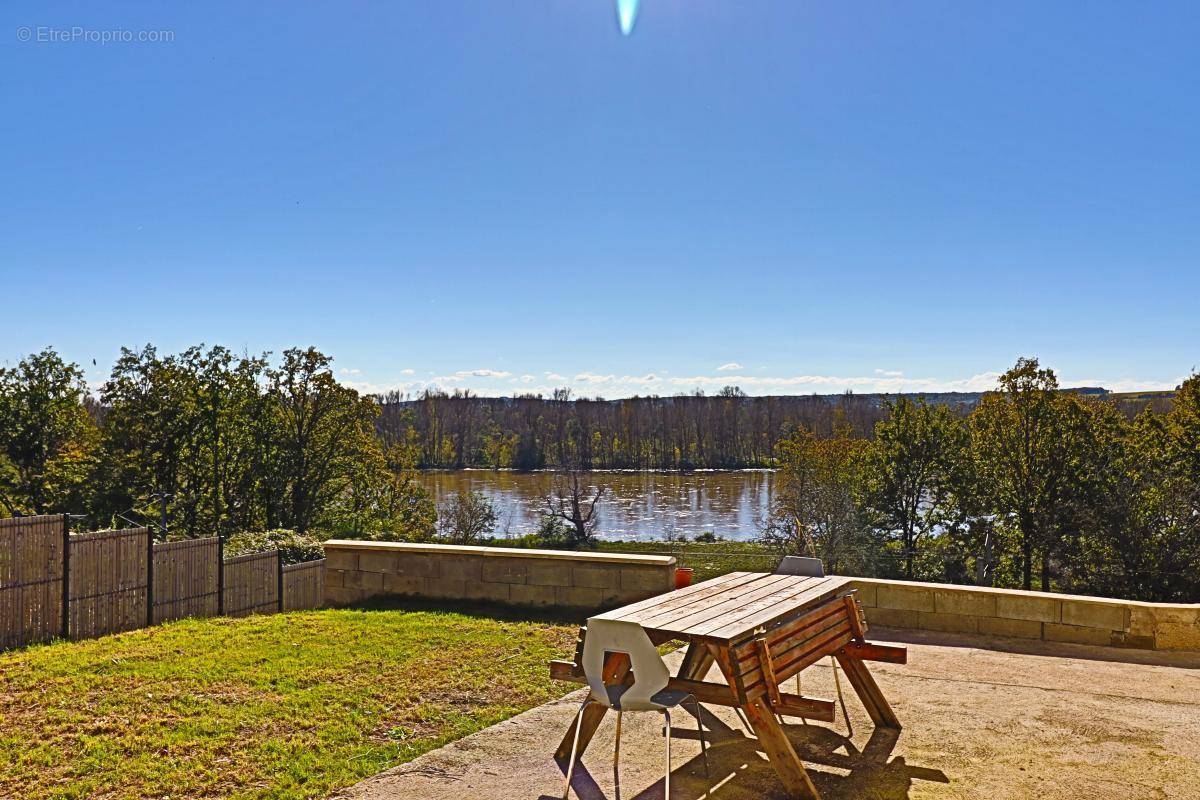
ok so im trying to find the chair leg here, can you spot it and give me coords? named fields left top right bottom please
left=689, top=697, right=710, bottom=779
left=663, top=709, right=672, bottom=800
left=613, top=708, right=622, bottom=794
left=563, top=699, right=594, bottom=800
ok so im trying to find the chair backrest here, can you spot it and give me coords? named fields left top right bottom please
left=581, top=617, right=670, bottom=710
left=775, top=556, right=826, bottom=577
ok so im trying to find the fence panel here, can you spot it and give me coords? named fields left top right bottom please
left=223, top=551, right=280, bottom=617
left=283, top=559, right=325, bottom=611
left=0, top=515, right=66, bottom=649
left=153, top=537, right=220, bottom=624
left=67, top=528, right=149, bottom=641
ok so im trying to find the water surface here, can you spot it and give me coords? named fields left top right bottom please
left=417, top=471, right=774, bottom=542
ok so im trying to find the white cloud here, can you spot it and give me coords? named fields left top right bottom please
left=874, top=369, right=904, bottom=377
left=574, top=372, right=615, bottom=384
left=400, top=368, right=415, bottom=375
left=454, top=368, right=511, bottom=379
left=338, top=367, right=361, bottom=375
left=716, top=362, right=742, bottom=371
left=520, top=374, right=536, bottom=383
left=545, top=372, right=567, bottom=382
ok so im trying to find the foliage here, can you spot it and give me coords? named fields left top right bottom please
left=541, top=468, right=604, bottom=547
left=761, top=417, right=878, bottom=575
left=436, top=491, right=498, bottom=544
left=223, top=528, right=326, bottom=565
left=0, top=600, right=576, bottom=800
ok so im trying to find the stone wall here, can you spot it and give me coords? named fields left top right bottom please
left=847, top=577, right=1200, bottom=651
left=323, top=540, right=676, bottom=612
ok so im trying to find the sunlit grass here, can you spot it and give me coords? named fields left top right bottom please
left=0, top=598, right=577, bottom=800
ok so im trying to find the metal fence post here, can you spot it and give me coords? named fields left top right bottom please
left=61, top=514, right=70, bottom=639
left=145, top=527, right=155, bottom=627
left=277, top=550, right=284, bottom=613
left=217, top=534, right=224, bottom=615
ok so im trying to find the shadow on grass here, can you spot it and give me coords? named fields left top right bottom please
left=334, top=594, right=590, bottom=628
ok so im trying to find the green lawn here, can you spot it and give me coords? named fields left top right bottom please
left=595, top=539, right=781, bottom=582
left=0, top=599, right=578, bottom=800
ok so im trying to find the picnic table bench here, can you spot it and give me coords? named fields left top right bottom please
left=549, top=571, right=907, bottom=799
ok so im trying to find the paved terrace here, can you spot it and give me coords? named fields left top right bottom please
left=335, top=628, right=1200, bottom=800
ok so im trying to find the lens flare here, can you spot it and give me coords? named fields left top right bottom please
left=616, top=0, right=639, bottom=35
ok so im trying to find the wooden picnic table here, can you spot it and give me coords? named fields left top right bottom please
left=550, top=571, right=907, bottom=799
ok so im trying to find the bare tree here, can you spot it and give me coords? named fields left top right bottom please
left=542, top=467, right=604, bottom=546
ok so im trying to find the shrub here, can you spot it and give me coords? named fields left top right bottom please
left=224, top=529, right=325, bottom=566
left=436, top=491, right=498, bottom=544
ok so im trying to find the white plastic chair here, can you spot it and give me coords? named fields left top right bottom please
left=773, top=556, right=851, bottom=732
left=563, top=617, right=708, bottom=799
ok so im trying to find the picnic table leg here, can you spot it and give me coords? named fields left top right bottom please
left=742, top=697, right=822, bottom=800
left=834, top=653, right=900, bottom=730
left=679, top=640, right=715, bottom=681
left=555, top=652, right=631, bottom=761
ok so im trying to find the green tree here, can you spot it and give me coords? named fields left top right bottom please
left=0, top=349, right=97, bottom=514
left=863, top=397, right=965, bottom=579
left=761, top=418, right=874, bottom=574
left=437, top=491, right=498, bottom=544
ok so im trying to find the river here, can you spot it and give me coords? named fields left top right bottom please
left=416, top=470, right=775, bottom=542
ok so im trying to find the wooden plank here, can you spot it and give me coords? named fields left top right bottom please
left=549, top=660, right=836, bottom=722
left=730, top=599, right=847, bottom=667
left=743, top=697, right=822, bottom=799
left=639, top=574, right=811, bottom=634
left=698, top=576, right=851, bottom=641
left=835, top=652, right=901, bottom=730
left=596, top=571, right=769, bottom=625
left=839, top=641, right=907, bottom=664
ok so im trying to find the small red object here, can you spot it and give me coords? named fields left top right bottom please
left=675, top=567, right=694, bottom=589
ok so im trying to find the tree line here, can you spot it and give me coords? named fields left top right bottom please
left=377, top=388, right=892, bottom=470
left=0, top=346, right=435, bottom=540
left=764, top=358, right=1199, bottom=602
left=1, top=346, right=1196, bottom=602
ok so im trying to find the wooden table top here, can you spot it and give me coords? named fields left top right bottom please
left=592, top=571, right=855, bottom=645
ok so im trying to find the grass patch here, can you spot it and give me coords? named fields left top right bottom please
left=595, top=539, right=781, bottom=582
left=0, top=598, right=578, bottom=799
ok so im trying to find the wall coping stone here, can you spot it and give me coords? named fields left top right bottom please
left=323, top=539, right=676, bottom=567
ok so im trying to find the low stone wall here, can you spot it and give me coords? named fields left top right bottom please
left=847, top=577, right=1200, bottom=651
left=323, top=540, right=676, bottom=612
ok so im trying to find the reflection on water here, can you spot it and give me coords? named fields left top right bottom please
left=417, top=471, right=775, bottom=542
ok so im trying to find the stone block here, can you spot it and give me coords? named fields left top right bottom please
left=620, top=567, right=670, bottom=592
left=324, top=549, right=358, bottom=572
left=875, top=584, right=935, bottom=612
left=325, top=585, right=365, bottom=606
left=482, top=559, right=527, bottom=584
left=383, top=574, right=427, bottom=596
left=864, top=606, right=921, bottom=629
left=572, top=565, right=621, bottom=589
left=1155, top=623, right=1200, bottom=651
left=509, top=583, right=558, bottom=607
left=527, top=561, right=572, bottom=586
left=917, top=611, right=979, bottom=634
left=978, top=616, right=1043, bottom=640
left=994, top=593, right=1061, bottom=623
left=394, top=555, right=440, bottom=579
left=358, top=551, right=397, bottom=574
left=424, top=578, right=467, bottom=600
left=439, top=555, right=483, bottom=582
left=463, top=581, right=511, bottom=604
left=324, top=569, right=345, bottom=589
left=1044, top=622, right=1114, bottom=646
left=934, top=589, right=996, bottom=618
left=1060, top=599, right=1128, bottom=631
left=1128, top=607, right=1158, bottom=638
left=556, top=585, right=607, bottom=610
left=848, top=581, right=878, bottom=607
left=343, top=570, right=384, bottom=592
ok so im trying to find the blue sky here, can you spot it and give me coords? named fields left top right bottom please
left=3, top=2, right=1197, bottom=397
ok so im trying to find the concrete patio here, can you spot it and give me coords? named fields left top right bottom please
left=334, top=628, right=1200, bottom=800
